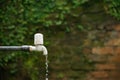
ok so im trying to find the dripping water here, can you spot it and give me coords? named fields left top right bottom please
left=45, top=55, right=48, bottom=80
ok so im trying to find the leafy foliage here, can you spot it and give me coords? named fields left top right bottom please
left=104, top=0, right=120, bottom=20
left=0, top=0, right=89, bottom=80
left=0, top=0, right=120, bottom=80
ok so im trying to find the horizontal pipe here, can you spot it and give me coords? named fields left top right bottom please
left=0, top=46, right=29, bottom=51
left=0, top=45, right=48, bottom=55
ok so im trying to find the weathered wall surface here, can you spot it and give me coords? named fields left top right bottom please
left=46, top=2, right=120, bottom=79
left=48, top=17, right=120, bottom=80
left=86, top=24, right=120, bottom=80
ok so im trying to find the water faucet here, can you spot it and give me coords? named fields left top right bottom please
left=29, top=33, right=48, bottom=55
left=0, top=33, right=48, bottom=55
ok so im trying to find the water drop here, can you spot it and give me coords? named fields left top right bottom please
left=45, top=55, right=49, bottom=80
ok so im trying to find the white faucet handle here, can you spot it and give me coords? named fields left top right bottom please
left=34, top=33, right=43, bottom=45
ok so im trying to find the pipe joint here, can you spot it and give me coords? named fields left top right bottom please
left=29, top=45, right=48, bottom=55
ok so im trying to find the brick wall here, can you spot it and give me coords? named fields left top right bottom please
left=86, top=24, right=120, bottom=80
left=49, top=24, right=120, bottom=80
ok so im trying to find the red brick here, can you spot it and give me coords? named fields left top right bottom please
left=109, top=55, right=120, bottom=63
left=85, top=75, right=96, bottom=80
left=114, top=47, right=120, bottom=54
left=109, top=71, right=120, bottom=79
left=83, top=48, right=91, bottom=54
left=114, top=24, right=120, bottom=31
left=92, top=47, right=114, bottom=55
left=90, top=71, right=109, bottom=78
left=105, top=38, right=120, bottom=46
left=95, top=64, right=116, bottom=70
left=87, top=54, right=108, bottom=62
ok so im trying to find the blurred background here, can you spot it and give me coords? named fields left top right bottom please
left=0, top=0, right=120, bottom=80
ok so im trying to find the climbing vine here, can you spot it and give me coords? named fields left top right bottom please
left=0, top=0, right=90, bottom=80
left=0, top=0, right=120, bottom=80
left=104, top=0, right=120, bottom=20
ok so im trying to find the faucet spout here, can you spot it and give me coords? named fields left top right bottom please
left=29, top=45, right=48, bottom=55
left=42, top=46, right=48, bottom=55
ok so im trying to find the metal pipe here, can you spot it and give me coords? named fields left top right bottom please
left=0, top=46, right=29, bottom=51
left=0, top=33, right=48, bottom=55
